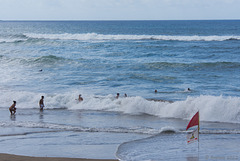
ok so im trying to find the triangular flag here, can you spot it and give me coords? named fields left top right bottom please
left=187, top=128, right=199, bottom=143
left=186, top=111, right=199, bottom=130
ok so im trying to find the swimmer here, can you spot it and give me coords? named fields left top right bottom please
left=116, top=93, right=120, bottom=99
left=9, top=101, right=16, bottom=115
left=78, top=94, right=83, bottom=102
left=39, top=96, right=45, bottom=111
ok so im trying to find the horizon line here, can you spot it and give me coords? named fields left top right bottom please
left=1, top=19, right=240, bottom=22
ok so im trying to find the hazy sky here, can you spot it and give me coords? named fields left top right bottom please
left=0, top=0, right=239, bottom=20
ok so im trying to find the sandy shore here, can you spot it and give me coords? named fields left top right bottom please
left=0, top=153, right=118, bottom=161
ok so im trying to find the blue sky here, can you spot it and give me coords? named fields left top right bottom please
left=0, top=0, right=239, bottom=20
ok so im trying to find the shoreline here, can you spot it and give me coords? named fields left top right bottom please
left=0, top=153, right=118, bottom=161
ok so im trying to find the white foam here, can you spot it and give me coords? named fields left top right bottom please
left=0, top=90, right=240, bottom=124
left=0, top=38, right=27, bottom=43
left=0, top=121, right=161, bottom=135
left=1, top=33, right=240, bottom=43
left=24, top=33, right=240, bottom=41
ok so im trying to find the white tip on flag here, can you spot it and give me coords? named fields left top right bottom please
left=187, top=129, right=199, bottom=144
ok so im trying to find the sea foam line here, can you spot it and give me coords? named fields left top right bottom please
left=2, top=121, right=239, bottom=135
left=0, top=121, right=161, bottom=135
left=23, top=33, right=240, bottom=41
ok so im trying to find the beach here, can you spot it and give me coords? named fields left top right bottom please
left=0, top=153, right=117, bottom=161
left=0, top=106, right=239, bottom=161
left=0, top=20, right=240, bottom=160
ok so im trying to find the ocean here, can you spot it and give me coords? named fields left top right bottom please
left=0, top=20, right=239, bottom=160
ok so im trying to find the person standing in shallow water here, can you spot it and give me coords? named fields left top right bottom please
left=39, top=96, right=44, bottom=111
left=9, top=101, right=17, bottom=115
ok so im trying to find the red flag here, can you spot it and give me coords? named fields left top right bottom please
left=186, top=111, right=199, bottom=130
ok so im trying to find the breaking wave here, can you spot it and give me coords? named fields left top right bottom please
left=3, top=33, right=239, bottom=42
left=0, top=90, right=239, bottom=124
left=25, top=33, right=240, bottom=41
left=0, top=34, right=28, bottom=43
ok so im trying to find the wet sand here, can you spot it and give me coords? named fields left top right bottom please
left=0, top=153, right=118, bottom=161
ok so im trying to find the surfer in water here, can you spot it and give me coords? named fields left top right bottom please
left=9, top=101, right=17, bottom=115
left=39, top=96, right=45, bottom=111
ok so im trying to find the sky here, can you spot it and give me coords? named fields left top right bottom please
left=0, top=0, right=240, bottom=20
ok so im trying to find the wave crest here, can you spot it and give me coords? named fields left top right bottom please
left=0, top=90, right=239, bottom=124
left=23, top=33, right=240, bottom=41
left=145, top=62, right=240, bottom=71
left=1, top=33, right=240, bottom=43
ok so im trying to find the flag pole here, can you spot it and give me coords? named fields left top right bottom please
left=198, top=111, right=200, bottom=149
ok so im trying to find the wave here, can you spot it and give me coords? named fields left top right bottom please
left=0, top=34, right=28, bottom=43
left=33, top=55, right=67, bottom=64
left=116, top=128, right=240, bottom=161
left=144, top=62, right=240, bottom=71
left=0, top=90, right=239, bottom=124
left=22, top=33, right=240, bottom=42
left=0, top=55, right=70, bottom=68
left=0, top=38, right=26, bottom=43
left=1, top=33, right=240, bottom=43
left=200, top=129, right=240, bottom=134
left=0, top=121, right=161, bottom=135
left=1, top=121, right=239, bottom=137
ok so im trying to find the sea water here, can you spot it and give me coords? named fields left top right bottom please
left=0, top=20, right=240, bottom=160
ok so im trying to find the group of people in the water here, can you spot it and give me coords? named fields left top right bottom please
left=9, top=92, right=128, bottom=115
left=9, top=96, right=45, bottom=115
left=115, top=93, right=127, bottom=99
left=9, top=94, right=85, bottom=115
left=9, top=89, right=190, bottom=115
